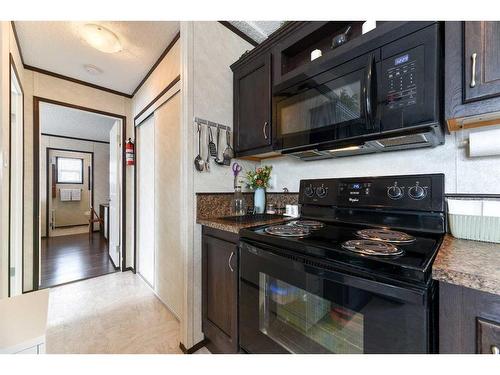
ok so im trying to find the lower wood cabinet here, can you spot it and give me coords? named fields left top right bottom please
left=202, top=226, right=239, bottom=353
left=439, top=282, right=500, bottom=354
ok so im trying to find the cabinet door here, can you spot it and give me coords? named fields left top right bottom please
left=202, top=235, right=238, bottom=353
left=233, top=53, right=272, bottom=155
left=464, top=22, right=500, bottom=102
left=477, top=318, right=500, bottom=354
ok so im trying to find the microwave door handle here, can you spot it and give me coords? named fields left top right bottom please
left=364, top=54, right=376, bottom=126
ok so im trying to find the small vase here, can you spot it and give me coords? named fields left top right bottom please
left=254, top=187, right=266, bottom=214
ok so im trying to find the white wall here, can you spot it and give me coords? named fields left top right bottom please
left=40, top=135, right=110, bottom=236
left=0, top=21, right=28, bottom=297
left=180, top=21, right=256, bottom=349
left=132, top=39, right=180, bottom=117
left=263, top=130, right=500, bottom=194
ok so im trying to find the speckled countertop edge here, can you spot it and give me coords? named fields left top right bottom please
left=432, top=234, right=500, bottom=296
left=197, top=217, right=290, bottom=234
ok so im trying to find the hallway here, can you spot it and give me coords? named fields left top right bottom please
left=45, top=271, right=183, bottom=354
left=41, top=232, right=117, bottom=288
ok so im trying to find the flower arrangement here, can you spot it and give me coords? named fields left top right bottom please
left=245, top=165, right=273, bottom=190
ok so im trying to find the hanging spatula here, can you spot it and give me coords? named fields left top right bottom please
left=208, top=126, right=217, bottom=157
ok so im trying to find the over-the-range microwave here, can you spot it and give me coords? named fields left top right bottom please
left=272, top=22, right=444, bottom=160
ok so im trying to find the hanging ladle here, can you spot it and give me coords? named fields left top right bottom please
left=194, top=123, right=205, bottom=171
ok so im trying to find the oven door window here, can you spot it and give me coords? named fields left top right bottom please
left=259, top=273, right=363, bottom=354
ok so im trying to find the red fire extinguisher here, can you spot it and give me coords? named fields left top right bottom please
left=126, top=138, right=135, bottom=166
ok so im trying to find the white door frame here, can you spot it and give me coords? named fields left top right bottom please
left=33, top=97, right=127, bottom=290
left=9, top=55, right=24, bottom=297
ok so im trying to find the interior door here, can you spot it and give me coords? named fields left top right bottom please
left=108, top=120, right=121, bottom=269
left=136, top=116, right=155, bottom=287
left=9, top=65, right=23, bottom=296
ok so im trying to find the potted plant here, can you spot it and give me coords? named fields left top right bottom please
left=245, top=166, right=272, bottom=214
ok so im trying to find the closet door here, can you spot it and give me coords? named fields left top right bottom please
left=136, top=116, right=155, bottom=287
left=154, top=92, right=182, bottom=317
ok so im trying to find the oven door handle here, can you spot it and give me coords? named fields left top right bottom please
left=363, top=54, right=376, bottom=128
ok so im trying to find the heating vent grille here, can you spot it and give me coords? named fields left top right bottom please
left=376, top=134, right=429, bottom=148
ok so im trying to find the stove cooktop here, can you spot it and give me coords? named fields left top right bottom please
left=240, top=221, right=443, bottom=284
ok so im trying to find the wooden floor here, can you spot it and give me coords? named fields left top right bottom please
left=46, top=272, right=183, bottom=353
left=41, top=232, right=117, bottom=289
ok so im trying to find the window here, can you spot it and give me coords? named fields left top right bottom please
left=56, top=157, right=84, bottom=184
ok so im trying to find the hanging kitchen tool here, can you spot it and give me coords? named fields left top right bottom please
left=223, top=129, right=234, bottom=166
left=194, top=123, right=205, bottom=172
left=214, top=124, right=225, bottom=165
left=205, top=125, right=211, bottom=171
left=208, top=126, right=217, bottom=157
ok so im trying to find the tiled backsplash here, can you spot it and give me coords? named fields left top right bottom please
left=196, top=192, right=299, bottom=219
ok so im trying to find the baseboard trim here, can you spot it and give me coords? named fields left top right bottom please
left=123, top=266, right=135, bottom=273
left=179, top=340, right=207, bottom=354
left=108, top=254, right=120, bottom=270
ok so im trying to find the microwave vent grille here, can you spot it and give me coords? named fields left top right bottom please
left=375, top=134, right=429, bottom=148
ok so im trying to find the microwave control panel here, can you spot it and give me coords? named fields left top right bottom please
left=383, top=45, right=423, bottom=110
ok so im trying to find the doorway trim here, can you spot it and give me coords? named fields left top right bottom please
left=45, top=148, right=94, bottom=238
left=33, top=96, right=127, bottom=291
left=9, top=53, right=25, bottom=296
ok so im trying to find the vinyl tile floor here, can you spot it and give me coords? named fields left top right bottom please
left=45, top=271, right=185, bottom=354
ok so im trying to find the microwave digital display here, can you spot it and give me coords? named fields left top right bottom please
left=350, top=183, right=362, bottom=189
left=395, top=54, right=409, bottom=65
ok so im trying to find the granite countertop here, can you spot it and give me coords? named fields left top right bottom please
left=433, top=234, right=500, bottom=295
left=197, top=216, right=289, bottom=234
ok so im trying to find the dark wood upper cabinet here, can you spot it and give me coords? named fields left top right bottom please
left=445, top=21, right=500, bottom=125
left=202, top=227, right=239, bottom=353
left=464, top=22, right=500, bottom=103
left=232, top=53, right=273, bottom=156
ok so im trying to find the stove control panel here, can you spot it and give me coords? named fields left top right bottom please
left=299, top=174, right=444, bottom=212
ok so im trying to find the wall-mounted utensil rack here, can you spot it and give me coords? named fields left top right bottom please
left=193, top=117, right=234, bottom=171
left=194, top=116, right=231, bottom=131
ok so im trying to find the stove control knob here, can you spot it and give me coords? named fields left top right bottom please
left=387, top=183, right=403, bottom=200
left=304, top=184, right=315, bottom=198
left=316, top=185, right=328, bottom=198
left=408, top=183, right=427, bottom=200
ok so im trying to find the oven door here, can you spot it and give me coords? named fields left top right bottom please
left=273, top=52, right=380, bottom=152
left=239, top=241, right=435, bottom=354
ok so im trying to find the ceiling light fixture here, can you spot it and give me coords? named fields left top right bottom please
left=83, top=64, right=103, bottom=75
left=81, top=24, right=122, bottom=53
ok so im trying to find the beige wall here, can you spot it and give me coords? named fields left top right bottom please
left=180, top=21, right=255, bottom=348
left=40, top=136, right=110, bottom=236
left=49, top=149, right=91, bottom=228
left=23, top=74, right=132, bottom=290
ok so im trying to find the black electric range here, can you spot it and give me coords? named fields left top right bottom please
left=238, top=174, right=445, bottom=354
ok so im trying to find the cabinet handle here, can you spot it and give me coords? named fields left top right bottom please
left=492, top=345, right=500, bottom=354
left=470, top=52, right=477, bottom=88
left=263, top=122, right=269, bottom=140
left=228, top=251, right=235, bottom=272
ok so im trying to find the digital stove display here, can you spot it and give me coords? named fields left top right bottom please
left=394, top=54, right=409, bottom=65
left=350, top=183, right=362, bottom=189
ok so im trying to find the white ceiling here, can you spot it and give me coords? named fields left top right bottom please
left=41, top=102, right=117, bottom=142
left=228, top=21, right=283, bottom=43
left=15, top=21, right=180, bottom=94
